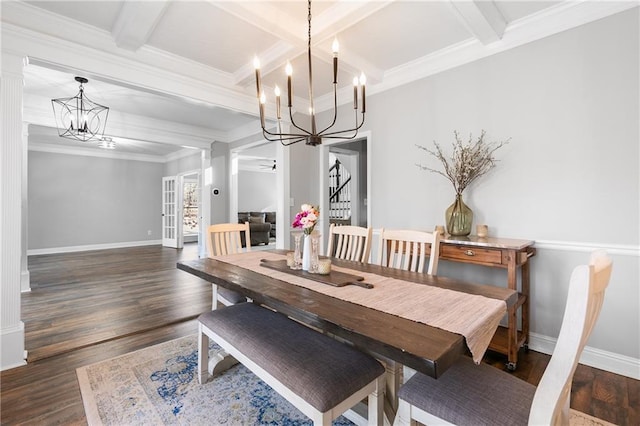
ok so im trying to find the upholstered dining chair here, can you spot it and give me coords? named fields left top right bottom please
left=393, top=250, right=613, bottom=426
left=375, top=229, right=441, bottom=275
left=326, top=223, right=373, bottom=263
left=205, top=222, right=251, bottom=307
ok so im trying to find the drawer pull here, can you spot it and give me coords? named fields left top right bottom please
left=465, top=250, right=475, bottom=256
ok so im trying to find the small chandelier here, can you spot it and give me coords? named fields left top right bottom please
left=51, top=76, right=109, bottom=142
left=254, top=0, right=366, bottom=146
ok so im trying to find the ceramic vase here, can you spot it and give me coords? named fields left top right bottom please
left=302, top=234, right=311, bottom=271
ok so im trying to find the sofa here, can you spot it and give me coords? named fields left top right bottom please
left=264, top=211, right=276, bottom=238
left=238, top=212, right=275, bottom=246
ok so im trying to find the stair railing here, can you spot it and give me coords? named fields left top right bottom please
left=329, top=159, right=351, bottom=220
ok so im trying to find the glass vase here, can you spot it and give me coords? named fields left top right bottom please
left=292, top=233, right=302, bottom=270
left=445, top=194, right=473, bottom=236
left=309, top=234, right=320, bottom=273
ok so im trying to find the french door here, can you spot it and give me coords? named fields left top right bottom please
left=162, top=176, right=183, bottom=248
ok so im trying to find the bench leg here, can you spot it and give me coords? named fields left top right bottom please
left=198, top=323, right=209, bottom=385
left=208, top=347, right=239, bottom=376
left=199, top=322, right=239, bottom=384
left=393, top=399, right=414, bottom=426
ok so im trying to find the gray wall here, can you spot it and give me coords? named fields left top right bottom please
left=238, top=170, right=276, bottom=212
left=304, top=9, right=639, bottom=367
left=210, top=142, right=230, bottom=224
left=28, top=151, right=164, bottom=249
left=164, top=151, right=201, bottom=176
left=289, top=139, right=320, bottom=222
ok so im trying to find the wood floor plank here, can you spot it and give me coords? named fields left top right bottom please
left=1, top=244, right=636, bottom=425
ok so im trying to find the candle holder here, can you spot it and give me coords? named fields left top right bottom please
left=286, top=252, right=295, bottom=268
left=317, top=259, right=332, bottom=275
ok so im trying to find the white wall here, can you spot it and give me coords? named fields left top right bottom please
left=308, top=8, right=640, bottom=377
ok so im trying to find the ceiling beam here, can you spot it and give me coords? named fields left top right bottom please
left=223, top=0, right=387, bottom=88
left=111, top=0, right=171, bottom=51
left=449, top=0, right=507, bottom=45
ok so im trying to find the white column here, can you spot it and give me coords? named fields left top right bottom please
left=275, top=133, right=290, bottom=250
left=1, top=52, right=27, bottom=370
left=200, top=148, right=211, bottom=259
left=21, top=123, right=30, bottom=292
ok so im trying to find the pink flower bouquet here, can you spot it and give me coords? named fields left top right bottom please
left=292, top=204, right=319, bottom=235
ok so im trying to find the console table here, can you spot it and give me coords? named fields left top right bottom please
left=429, top=235, right=536, bottom=370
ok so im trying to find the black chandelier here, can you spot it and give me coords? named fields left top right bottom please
left=254, top=0, right=366, bottom=146
left=51, top=76, right=109, bottom=142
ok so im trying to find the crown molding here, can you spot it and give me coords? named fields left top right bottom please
left=1, top=2, right=256, bottom=116
left=5, top=1, right=637, bottom=132
left=29, top=138, right=204, bottom=164
left=22, top=95, right=218, bottom=149
left=28, top=142, right=166, bottom=163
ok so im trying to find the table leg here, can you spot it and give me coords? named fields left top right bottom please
left=385, top=359, right=401, bottom=411
left=506, top=249, right=518, bottom=370
left=521, top=259, right=531, bottom=350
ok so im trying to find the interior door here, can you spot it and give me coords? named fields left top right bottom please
left=162, top=176, right=183, bottom=248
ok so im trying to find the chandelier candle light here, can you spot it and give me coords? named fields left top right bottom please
left=254, top=0, right=366, bottom=146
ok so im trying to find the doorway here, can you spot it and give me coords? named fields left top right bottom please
left=230, top=140, right=289, bottom=249
left=319, top=133, right=371, bottom=248
left=162, top=170, right=201, bottom=250
left=182, top=173, right=199, bottom=244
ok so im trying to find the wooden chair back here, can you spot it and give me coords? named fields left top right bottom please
left=326, top=224, right=373, bottom=263
left=529, top=250, right=613, bottom=425
left=375, top=229, right=440, bottom=275
left=206, top=222, right=251, bottom=308
left=206, top=222, right=251, bottom=257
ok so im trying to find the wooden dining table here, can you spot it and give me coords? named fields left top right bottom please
left=177, top=249, right=518, bottom=380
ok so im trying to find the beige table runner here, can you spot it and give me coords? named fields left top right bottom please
left=215, top=251, right=506, bottom=364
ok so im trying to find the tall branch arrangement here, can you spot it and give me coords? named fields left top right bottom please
left=416, top=130, right=509, bottom=195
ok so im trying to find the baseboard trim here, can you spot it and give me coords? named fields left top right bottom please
left=28, top=240, right=163, bottom=256
left=1, top=322, right=26, bottom=371
left=529, top=332, right=640, bottom=380
left=21, top=269, right=30, bottom=292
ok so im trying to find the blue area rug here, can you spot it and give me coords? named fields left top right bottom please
left=77, top=335, right=355, bottom=425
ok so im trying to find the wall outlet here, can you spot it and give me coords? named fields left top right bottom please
left=147, top=230, right=152, bottom=236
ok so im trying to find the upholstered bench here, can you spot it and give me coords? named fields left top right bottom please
left=198, top=302, right=385, bottom=425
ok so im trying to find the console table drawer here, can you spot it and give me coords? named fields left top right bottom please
left=440, top=245, right=503, bottom=265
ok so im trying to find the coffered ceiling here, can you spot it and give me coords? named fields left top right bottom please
left=3, top=0, right=635, bottom=161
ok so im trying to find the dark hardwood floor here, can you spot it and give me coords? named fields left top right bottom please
left=1, top=244, right=637, bottom=425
